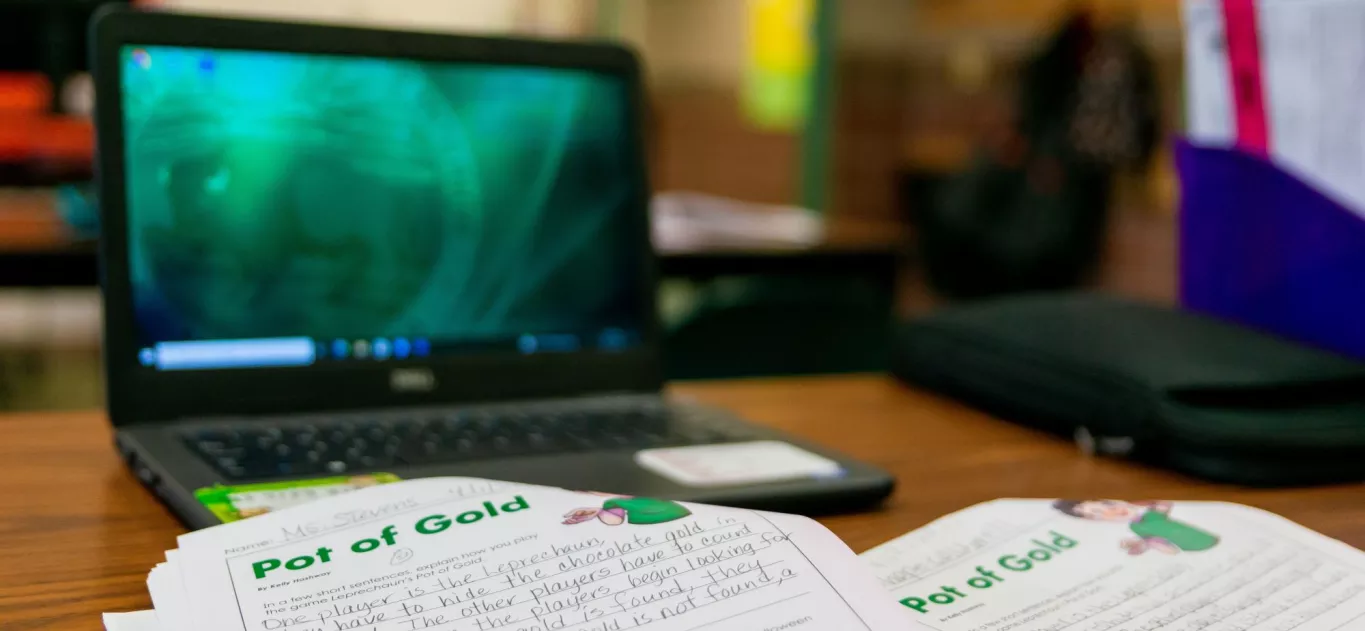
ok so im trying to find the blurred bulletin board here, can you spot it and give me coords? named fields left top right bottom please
left=916, top=0, right=1181, bottom=31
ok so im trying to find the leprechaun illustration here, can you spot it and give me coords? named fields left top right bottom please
left=1053, top=499, right=1219, bottom=555
left=563, top=494, right=691, bottom=526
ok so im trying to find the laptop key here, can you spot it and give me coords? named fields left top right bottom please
left=363, top=426, right=388, bottom=443
left=395, top=419, right=428, bottom=438
left=290, top=429, right=318, bottom=448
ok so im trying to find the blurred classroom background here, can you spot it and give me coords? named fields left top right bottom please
left=0, top=0, right=1185, bottom=410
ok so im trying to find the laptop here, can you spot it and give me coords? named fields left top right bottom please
left=91, top=9, right=893, bottom=530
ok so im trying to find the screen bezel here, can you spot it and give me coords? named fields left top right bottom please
left=92, top=8, right=664, bottom=426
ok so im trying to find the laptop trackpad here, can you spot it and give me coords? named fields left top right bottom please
left=634, top=441, right=843, bottom=487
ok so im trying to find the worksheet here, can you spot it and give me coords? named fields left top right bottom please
left=862, top=499, right=1365, bottom=631
left=165, top=477, right=915, bottom=631
left=103, top=611, right=161, bottom=631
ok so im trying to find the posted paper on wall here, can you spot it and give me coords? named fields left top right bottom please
left=1185, top=0, right=1365, bottom=218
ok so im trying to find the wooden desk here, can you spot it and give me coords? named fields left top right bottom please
left=2, top=376, right=1362, bottom=628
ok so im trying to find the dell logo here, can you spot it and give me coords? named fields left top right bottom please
left=390, top=368, right=436, bottom=392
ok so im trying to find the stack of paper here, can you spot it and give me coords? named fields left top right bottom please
left=104, top=477, right=915, bottom=631
left=650, top=192, right=824, bottom=252
left=103, top=476, right=1365, bottom=631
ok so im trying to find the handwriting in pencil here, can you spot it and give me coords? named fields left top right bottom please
left=256, top=514, right=814, bottom=631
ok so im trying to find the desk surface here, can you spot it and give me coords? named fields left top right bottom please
left=3, top=375, right=1362, bottom=628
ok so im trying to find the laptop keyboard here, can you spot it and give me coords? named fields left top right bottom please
left=182, top=401, right=751, bottom=480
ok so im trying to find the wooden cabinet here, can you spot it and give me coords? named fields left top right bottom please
left=917, top=0, right=1182, bottom=31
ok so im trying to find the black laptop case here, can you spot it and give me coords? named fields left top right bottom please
left=891, top=293, right=1365, bottom=486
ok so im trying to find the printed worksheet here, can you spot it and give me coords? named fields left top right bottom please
left=167, top=477, right=915, bottom=631
left=103, top=611, right=161, bottom=631
left=862, top=499, right=1365, bottom=631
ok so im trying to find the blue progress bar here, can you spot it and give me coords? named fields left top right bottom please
left=154, top=337, right=316, bottom=371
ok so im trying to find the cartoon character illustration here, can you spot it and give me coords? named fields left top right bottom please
left=1053, top=499, right=1219, bottom=555
left=563, top=494, right=691, bottom=526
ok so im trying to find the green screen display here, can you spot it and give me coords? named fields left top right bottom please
left=121, top=45, right=644, bottom=358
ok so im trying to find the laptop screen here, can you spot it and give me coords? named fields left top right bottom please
left=119, top=45, right=646, bottom=371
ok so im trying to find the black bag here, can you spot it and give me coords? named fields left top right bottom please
left=914, top=13, right=1159, bottom=299
left=892, top=293, right=1365, bottom=486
